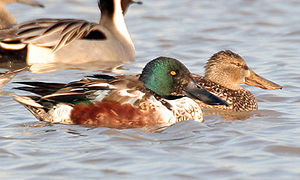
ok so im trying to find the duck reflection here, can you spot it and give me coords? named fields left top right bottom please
left=0, top=67, right=26, bottom=90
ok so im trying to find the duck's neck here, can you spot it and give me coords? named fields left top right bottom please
left=205, top=73, right=243, bottom=91
left=100, top=0, right=132, bottom=45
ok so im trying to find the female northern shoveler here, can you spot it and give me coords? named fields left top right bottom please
left=13, top=57, right=227, bottom=129
left=191, top=50, right=282, bottom=112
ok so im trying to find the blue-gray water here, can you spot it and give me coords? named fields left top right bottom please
left=0, top=0, right=299, bottom=179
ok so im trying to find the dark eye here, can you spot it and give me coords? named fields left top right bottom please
left=170, top=70, right=177, bottom=76
left=243, top=66, right=249, bottom=70
left=230, top=62, right=248, bottom=70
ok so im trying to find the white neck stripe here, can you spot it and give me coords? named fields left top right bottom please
left=113, top=0, right=133, bottom=44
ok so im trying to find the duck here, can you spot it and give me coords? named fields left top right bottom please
left=12, top=56, right=228, bottom=129
left=0, top=0, right=140, bottom=68
left=0, top=0, right=44, bottom=30
left=191, top=50, right=282, bottom=112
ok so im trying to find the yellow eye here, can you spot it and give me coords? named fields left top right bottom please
left=170, top=70, right=177, bottom=76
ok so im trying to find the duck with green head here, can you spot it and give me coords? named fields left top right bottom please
left=13, top=57, right=227, bottom=129
left=192, top=50, right=282, bottom=112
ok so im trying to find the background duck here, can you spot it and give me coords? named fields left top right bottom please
left=0, top=0, right=140, bottom=70
left=192, top=50, right=282, bottom=112
left=13, top=57, right=227, bottom=129
left=0, top=0, right=44, bottom=30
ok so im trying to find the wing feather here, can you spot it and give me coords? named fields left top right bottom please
left=1, top=18, right=105, bottom=52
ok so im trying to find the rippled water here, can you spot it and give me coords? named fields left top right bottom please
left=0, top=0, right=300, bottom=179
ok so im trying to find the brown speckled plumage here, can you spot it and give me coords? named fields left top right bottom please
left=192, top=74, right=257, bottom=111
left=192, top=50, right=282, bottom=112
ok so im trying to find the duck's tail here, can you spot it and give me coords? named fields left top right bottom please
left=12, top=94, right=47, bottom=121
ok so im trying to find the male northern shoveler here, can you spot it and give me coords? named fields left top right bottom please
left=13, top=57, right=228, bottom=129
left=0, top=0, right=44, bottom=30
left=0, top=0, right=140, bottom=67
left=191, top=50, right=282, bottom=112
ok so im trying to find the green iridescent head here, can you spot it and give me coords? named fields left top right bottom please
left=139, top=56, right=190, bottom=97
left=139, top=56, right=228, bottom=106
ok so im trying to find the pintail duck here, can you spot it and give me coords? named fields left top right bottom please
left=13, top=57, right=227, bottom=129
left=191, top=50, right=282, bottom=112
left=0, top=0, right=44, bottom=30
left=0, top=0, right=140, bottom=67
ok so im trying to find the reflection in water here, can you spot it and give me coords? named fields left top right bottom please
left=203, top=109, right=255, bottom=121
left=0, top=48, right=131, bottom=73
left=27, top=61, right=128, bottom=73
left=0, top=58, right=128, bottom=74
left=0, top=67, right=27, bottom=90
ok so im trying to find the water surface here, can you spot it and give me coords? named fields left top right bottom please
left=1, top=0, right=300, bottom=179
